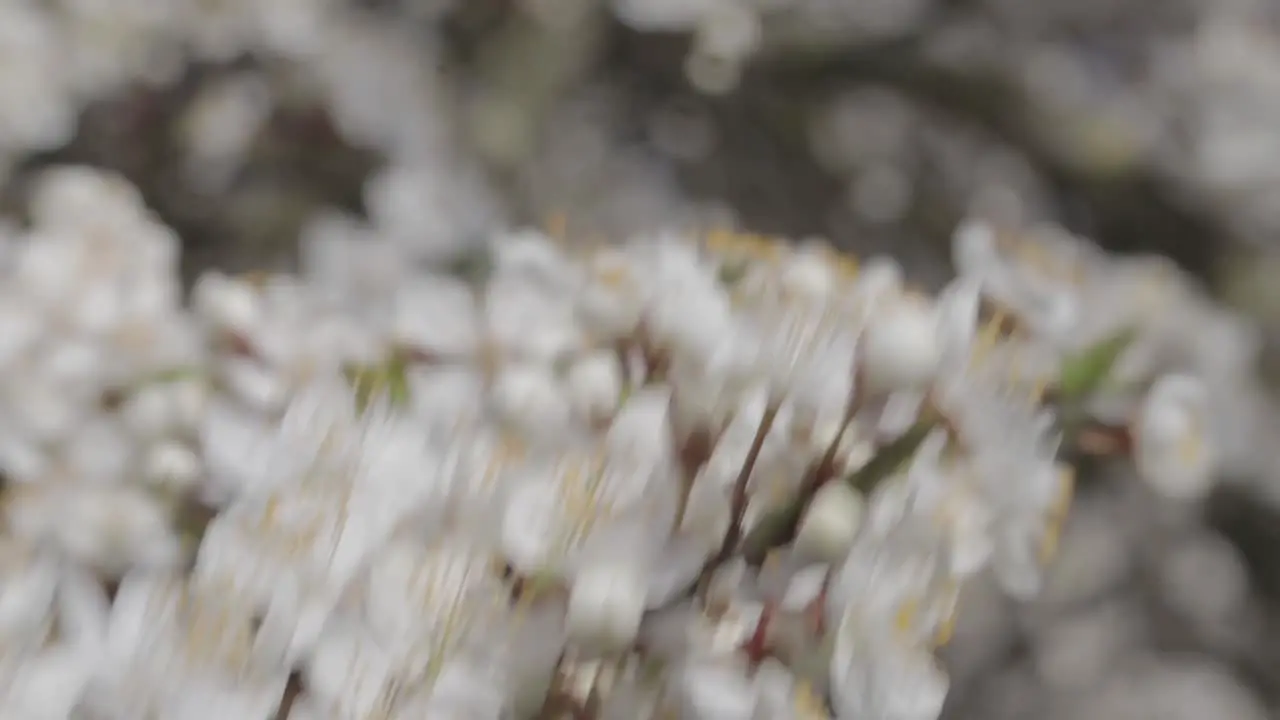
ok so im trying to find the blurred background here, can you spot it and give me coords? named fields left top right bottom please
left=5, top=0, right=1280, bottom=718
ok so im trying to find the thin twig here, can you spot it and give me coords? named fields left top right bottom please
left=694, top=404, right=779, bottom=592
left=718, top=404, right=780, bottom=562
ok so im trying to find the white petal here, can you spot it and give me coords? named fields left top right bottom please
left=678, top=662, right=759, bottom=720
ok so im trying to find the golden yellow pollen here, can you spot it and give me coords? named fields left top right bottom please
left=1177, top=424, right=1204, bottom=467
left=596, top=265, right=629, bottom=288
left=555, top=454, right=618, bottom=555
left=893, top=599, right=919, bottom=637
left=706, top=229, right=782, bottom=263
left=1028, top=376, right=1050, bottom=404
left=970, top=312, right=1005, bottom=365
left=933, top=612, right=957, bottom=648
left=705, top=229, right=738, bottom=253
left=832, top=253, right=859, bottom=279
left=793, top=681, right=831, bottom=720
left=183, top=590, right=254, bottom=671
left=1039, top=466, right=1075, bottom=564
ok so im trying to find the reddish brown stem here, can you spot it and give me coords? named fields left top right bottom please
left=718, top=405, right=780, bottom=562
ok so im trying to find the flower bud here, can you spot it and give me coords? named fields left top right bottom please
left=857, top=256, right=905, bottom=301
left=795, top=481, right=864, bottom=564
left=169, top=377, right=211, bottom=433
left=566, top=562, right=647, bottom=656
left=566, top=351, right=624, bottom=424
left=491, top=364, right=571, bottom=438
left=219, top=357, right=288, bottom=414
left=778, top=247, right=836, bottom=301
left=192, top=272, right=261, bottom=335
left=951, top=219, right=999, bottom=278
left=143, top=440, right=203, bottom=494
left=121, top=384, right=176, bottom=440
left=1133, top=374, right=1214, bottom=501
left=860, top=298, right=941, bottom=393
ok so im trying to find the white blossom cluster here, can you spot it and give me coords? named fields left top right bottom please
left=0, top=165, right=1220, bottom=719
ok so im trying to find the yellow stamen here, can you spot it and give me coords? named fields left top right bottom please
left=596, top=265, right=629, bottom=288
left=971, top=310, right=1005, bottom=365
left=933, top=613, right=957, bottom=648
left=1038, top=466, right=1075, bottom=564
left=1028, top=376, right=1049, bottom=403
left=894, top=599, right=919, bottom=636
left=793, top=681, right=831, bottom=719
left=1177, top=427, right=1204, bottom=467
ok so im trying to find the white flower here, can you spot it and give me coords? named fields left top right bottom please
left=950, top=219, right=1000, bottom=280
left=408, top=365, right=487, bottom=432
left=392, top=274, right=481, bottom=358
left=491, top=230, right=578, bottom=287
left=12, top=230, right=85, bottom=312
left=644, top=255, right=736, bottom=364
left=667, top=359, right=752, bottom=439
left=0, top=541, right=59, bottom=648
left=933, top=277, right=982, bottom=360
left=218, top=356, right=290, bottom=415
left=605, top=386, right=675, bottom=472
left=358, top=537, right=513, bottom=676
left=675, top=660, right=760, bottom=720
left=198, top=398, right=281, bottom=502
left=192, top=272, right=263, bottom=337
left=499, top=449, right=673, bottom=577
left=567, top=350, right=625, bottom=424
left=795, top=481, right=864, bottom=565
left=1133, top=374, right=1215, bottom=501
left=143, top=440, right=205, bottom=493
left=491, top=363, right=572, bottom=439
left=305, top=617, right=514, bottom=720
left=849, top=256, right=905, bottom=315
left=566, top=561, right=648, bottom=655
left=62, top=414, right=135, bottom=485
left=0, top=292, right=42, bottom=370
left=860, top=296, right=941, bottom=393
left=120, top=382, right=180, bottom=440
left=776, top=244, right=839, bottom=302
left=829, top=617, right=948, bottom=720
left=303, top=621, right=400, bottom=718
left=0, top=644, right=100, bottom=719
left=5, top=483, right=182, bottom=576
left=194, top=483, right=376, bottom=624
left=485, top=276, right=583, bottom=363
left=577, top=249, right=646, bottom=340
left=94, top=575, right=289, bottom=719
left=745, top=305, right=859, bottom=417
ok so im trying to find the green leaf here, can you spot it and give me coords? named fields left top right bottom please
left=741, top=422, right=935, bottom=565
left=741, top=502, right=806, bottom=565
left=1056, top=327, right=1138, bottom=403
left=446, top=246, right=494, bottom=285
left=846, top=422, right=934, bottom=494
left=717, top=260, right=749, bottom=286
left=344, top=357, right=411, bottom=412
